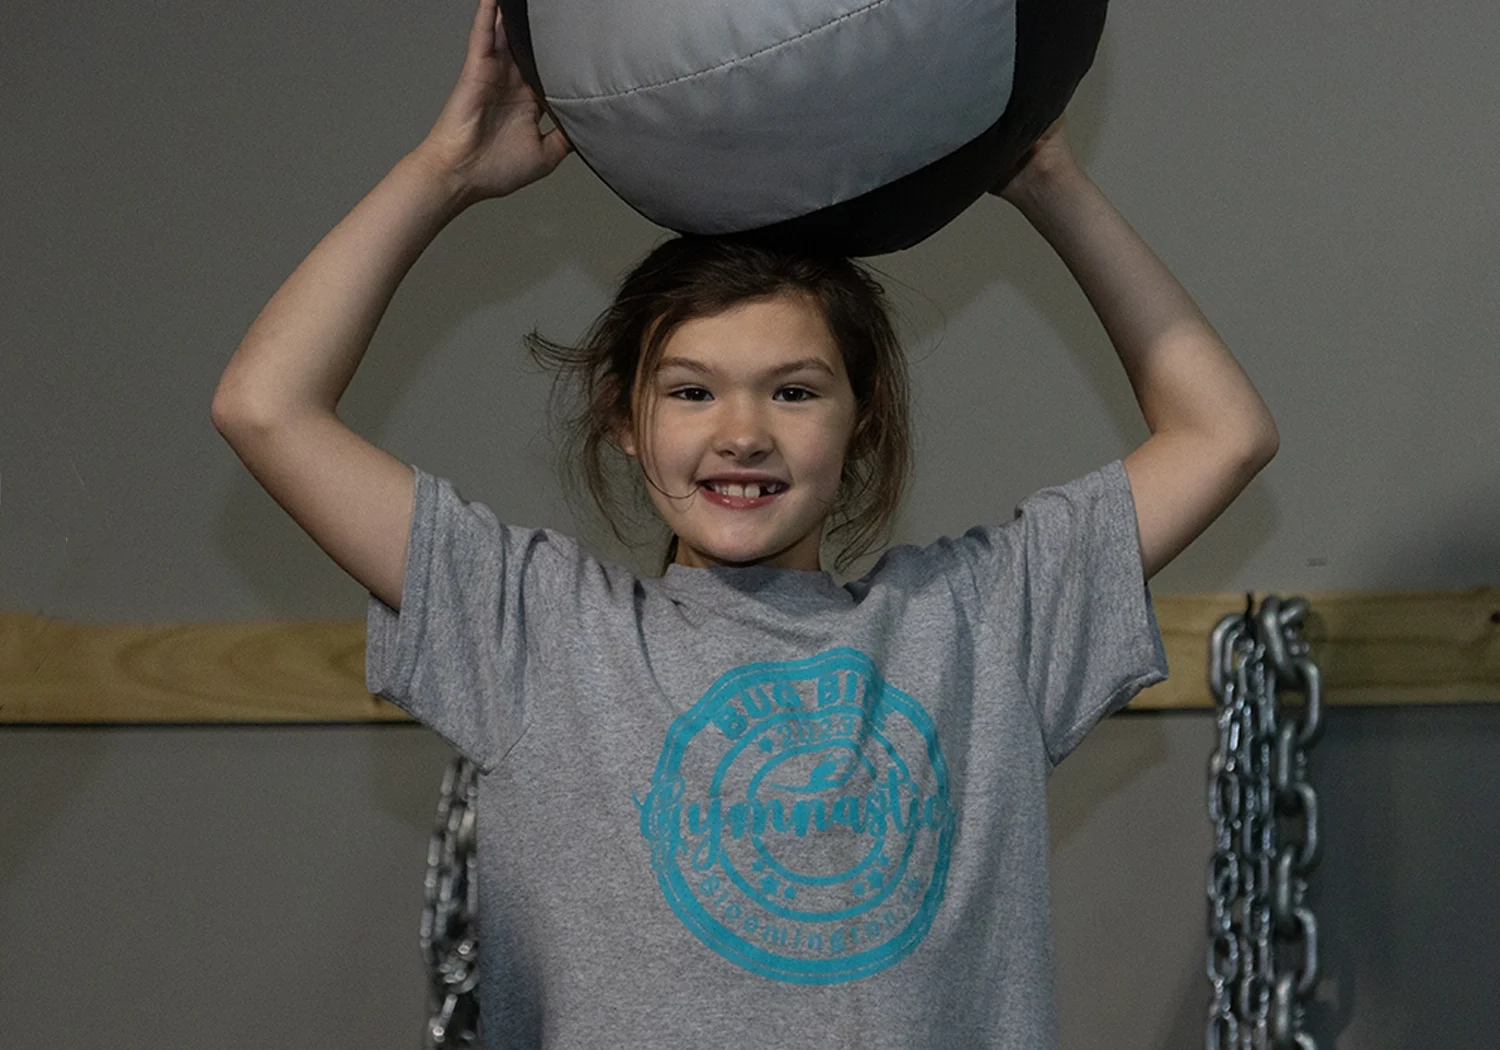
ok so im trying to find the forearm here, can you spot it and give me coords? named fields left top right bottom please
left=1009, top=165, right=1277, bottom=450
left=213, top=149, right=470, bottom=423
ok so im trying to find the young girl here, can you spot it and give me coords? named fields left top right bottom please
left=213, top=1, right=1278, bottom=1046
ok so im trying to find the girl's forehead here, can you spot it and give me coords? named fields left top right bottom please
left=654, top=296, right=844, bottom=375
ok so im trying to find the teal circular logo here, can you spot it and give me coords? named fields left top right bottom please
left=635, top=648, right=953, bottom=983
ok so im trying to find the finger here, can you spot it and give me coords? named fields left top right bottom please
left=465, top=0, right=499, bottom=65
left=541, top=126, right=574, bottom=168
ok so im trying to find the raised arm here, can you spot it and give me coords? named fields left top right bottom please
left=212, top=0, right=570, bottom=609
left=993, top=120, right=1279, bottom=582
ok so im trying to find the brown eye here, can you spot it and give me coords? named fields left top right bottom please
left=775, top=386, right=816, bottom=402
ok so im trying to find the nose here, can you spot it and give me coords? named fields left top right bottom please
left=713, top=397, right=773, bottom=459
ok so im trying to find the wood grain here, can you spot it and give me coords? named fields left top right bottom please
left=2, top=588, right=1497, bottom=723
left=0, top=613, right=405, bottom=723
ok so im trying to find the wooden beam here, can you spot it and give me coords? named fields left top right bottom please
left=2, top=588, right=1497, bottom=723
left=1149, top=588, right=1500, bottom=709
left=0, top=613, right=405, bottom=724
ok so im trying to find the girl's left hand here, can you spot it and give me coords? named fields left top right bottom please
left=990, top=115, right=1080, bottom=205
left=415, top=0, right=573, bottom=206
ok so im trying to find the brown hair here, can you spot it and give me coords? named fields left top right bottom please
left=527, top=235, right=912, bottom=575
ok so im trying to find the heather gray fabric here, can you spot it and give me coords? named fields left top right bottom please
left=534, top=0, right=1017, bottom=233
left=367, top=458, right=1166, bottom=1049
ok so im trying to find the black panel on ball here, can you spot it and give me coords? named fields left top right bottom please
left=497, top=0, right=543, bottom=98
left=734, top=0, right=1109, bottom=257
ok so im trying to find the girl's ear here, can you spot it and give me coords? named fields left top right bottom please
left=846, top=414, right=873, bottom=460
left=611, top=410, right=639, bottom=458
left=603, top=373, right=638, bottom=457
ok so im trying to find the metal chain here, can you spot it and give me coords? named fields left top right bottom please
left=1207, top=595, right=1325, bottom=1050
left=422, top=755, right=481, bottom=1049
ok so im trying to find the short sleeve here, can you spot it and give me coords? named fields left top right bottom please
left=941, top=460, right=1169, bottom=767
left=365, top=466, right=570, bottom=771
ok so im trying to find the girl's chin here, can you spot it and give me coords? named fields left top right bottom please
left=678, top=549, right=773, bottom=569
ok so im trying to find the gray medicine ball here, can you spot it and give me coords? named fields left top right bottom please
left=499, top=0, right=1107, bottom=256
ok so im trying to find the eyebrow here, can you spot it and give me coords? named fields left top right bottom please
left=655, top=355, right=837, bottom=379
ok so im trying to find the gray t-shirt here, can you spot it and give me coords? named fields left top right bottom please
left=367, top=458, right=1167, bottom=1050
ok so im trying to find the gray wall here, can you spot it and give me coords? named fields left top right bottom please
left=3, top=0, right=1497, bottom=1047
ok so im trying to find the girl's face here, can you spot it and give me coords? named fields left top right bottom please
left=619, top=294, right=858, bottom=572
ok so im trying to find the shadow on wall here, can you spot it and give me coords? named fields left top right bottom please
left=1305, top=705, right=1500, bottom=1049
left=1047, top=710, right=1215, bottom=1050
left=0, top=728, right=114, bottom=898
left=1046, top=707, right=1169, bottom=850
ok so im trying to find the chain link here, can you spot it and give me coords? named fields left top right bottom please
left=1207, top=595, right=1324, bottom=1050
left=422, top=756, right=481, bottom=1049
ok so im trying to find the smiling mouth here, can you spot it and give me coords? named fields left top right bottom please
left=698, top=480, right=787, bottom=508
left=700, top=481, right=788, bottom=498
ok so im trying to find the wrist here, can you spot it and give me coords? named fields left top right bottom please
left=402, top=144, right=482, bottom=218
left=1002, top=158, right=1095, bottom=226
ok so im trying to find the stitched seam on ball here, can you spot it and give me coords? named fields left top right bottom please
left=544, top=0, right=899, bottom=103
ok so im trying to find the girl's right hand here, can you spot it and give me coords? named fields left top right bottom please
left=989, top=114, right=1080, bottom=209
left=414, top=0, right=572, bottom=207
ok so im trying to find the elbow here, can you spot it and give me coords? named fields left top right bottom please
left=210, top=391, right=251, bottom=437
left=1233, top=415, right=1280, bottom=476
left=210, top=393, right=234, bottom=434
left=211, top=375, right=282, bottom=435
left=1188, top=414, right=1278, bottom=479
left=211, top=387, right=276, bottom=441
left=1251, top=415, right=1281, bottom=465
